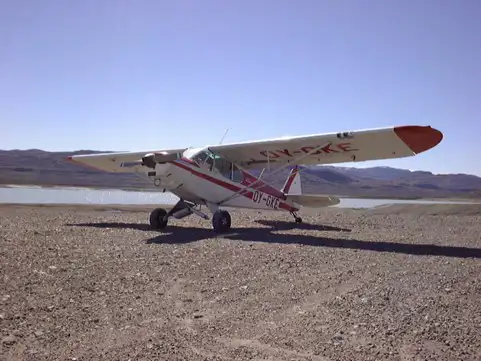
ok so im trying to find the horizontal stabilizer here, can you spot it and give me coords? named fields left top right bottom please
left=287, top=194, right=340, bottom=208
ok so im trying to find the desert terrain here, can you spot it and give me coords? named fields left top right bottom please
left=1, top=203, right=480, bottom=360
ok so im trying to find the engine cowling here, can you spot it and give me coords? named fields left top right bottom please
left=142, top=152, right=182, bottom=169
left=141, top=153, right=157, bottom=169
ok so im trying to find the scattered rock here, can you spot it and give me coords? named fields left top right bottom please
left=2, top=335, right=17, bottom=345
left=0, top=204, right=480, bottom=360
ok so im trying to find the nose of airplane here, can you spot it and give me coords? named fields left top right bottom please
left=154, top=162, right=172, bottom=175
left=394, top=125, right=443, bottom=154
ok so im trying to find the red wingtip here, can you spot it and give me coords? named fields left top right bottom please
left=394, top=125, right=443, bottom=154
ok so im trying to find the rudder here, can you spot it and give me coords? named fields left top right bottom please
left=282, top=166, right=302, bottom=195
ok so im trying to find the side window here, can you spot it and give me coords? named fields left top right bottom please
left=231, top=164, right=244, bottom=183
left=217, top=158, right=231, bottom=177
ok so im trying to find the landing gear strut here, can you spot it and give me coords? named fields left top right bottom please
left=149, top=199, right=198, bottom=231
left=290, top=211, right=303, bottom=224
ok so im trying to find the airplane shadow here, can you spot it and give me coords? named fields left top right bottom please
left=67, top=220, right=481, bottom=259
left=254, top=219, right=352, bottom=232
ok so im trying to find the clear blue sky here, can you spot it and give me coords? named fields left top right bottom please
left=1, top=1, right=480, bottom=175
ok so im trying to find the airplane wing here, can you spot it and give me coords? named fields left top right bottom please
left=208, top=125, right=443, bottom=169
left=67, top=148, right=187, bottom=173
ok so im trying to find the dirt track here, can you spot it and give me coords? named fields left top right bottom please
left=1, top=204, right=481, bottom=360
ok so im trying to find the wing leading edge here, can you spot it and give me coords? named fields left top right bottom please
left=208, top=125, right=443, bottom=169
left=67, top=148, right=187, bottom=173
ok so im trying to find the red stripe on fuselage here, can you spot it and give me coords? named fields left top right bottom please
left=170, top=160, right=297, bottom=212
left=240, top=171, right=287, bottom=200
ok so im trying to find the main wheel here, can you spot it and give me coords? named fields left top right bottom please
left=295, top=216, right=303, bottom=223
left=212, top=210, right=231, bottom=233
left=149, top=208, right=168, bottom=230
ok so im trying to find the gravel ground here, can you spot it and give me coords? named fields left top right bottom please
left=1, top=204, right=480, bottom=361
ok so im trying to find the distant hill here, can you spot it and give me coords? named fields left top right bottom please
left=324, top=166, right=481, bottom=193
left=0, top=149, right=148, bottom=189
left=326, top=166, right=414, bottom=181
left=1, top=149, right=481, bottom=199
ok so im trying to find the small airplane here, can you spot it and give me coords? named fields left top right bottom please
left=67, top=125, right=443, bottom=233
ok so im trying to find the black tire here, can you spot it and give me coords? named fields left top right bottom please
left=149, top=208, right=168, bottom=230
left=212, top=210, right=231, bottom=233
left=295, top=217, right=303, bottom=224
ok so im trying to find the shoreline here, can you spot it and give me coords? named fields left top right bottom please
left=2, top=202, right=481, bottom=217
left=0, top=203, right=173, bottom=212
left=2, top=183, right=480, bottom=202
left=1, top=183, right=159, bottom=192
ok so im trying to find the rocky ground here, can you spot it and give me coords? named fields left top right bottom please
left=1, top=203, right=480, bottom=361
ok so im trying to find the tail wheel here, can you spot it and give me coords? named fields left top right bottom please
left=212, top=210, right=231, bottom=233
left=290, top=211, right=303, bottom=224
left=149, top=208, right=168, bottom=230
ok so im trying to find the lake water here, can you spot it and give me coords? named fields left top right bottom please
left=0, top=186, right=474, bottom=209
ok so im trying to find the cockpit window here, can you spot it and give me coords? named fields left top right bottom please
left=192, top=150, right=243, bottom=183
left=191, top=150, right=214, bottom=170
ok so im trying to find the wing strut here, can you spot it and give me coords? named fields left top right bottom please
left=215, top=142, right=331, bottom=205
left=259, top=167, right=266, bottom=179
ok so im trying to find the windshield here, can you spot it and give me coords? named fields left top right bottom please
left=191, top=149, right=243, bottom=183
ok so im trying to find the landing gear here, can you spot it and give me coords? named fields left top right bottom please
left=212, top=210, right=231, bottom=233
left=149, top=199, right=230, bottom=232
left=148, top=199, right=207, bottom=230
left=290, top=211, right=303, bottom=224
left=149, top=208, right=168, bottom=230
left=148, top=198, right=233, bottom=233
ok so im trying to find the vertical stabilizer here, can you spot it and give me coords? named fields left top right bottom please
left=282, top=166, right=302, bottom=195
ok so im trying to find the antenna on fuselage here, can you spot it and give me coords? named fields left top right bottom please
left=219, top=128, right=230, bottom=145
